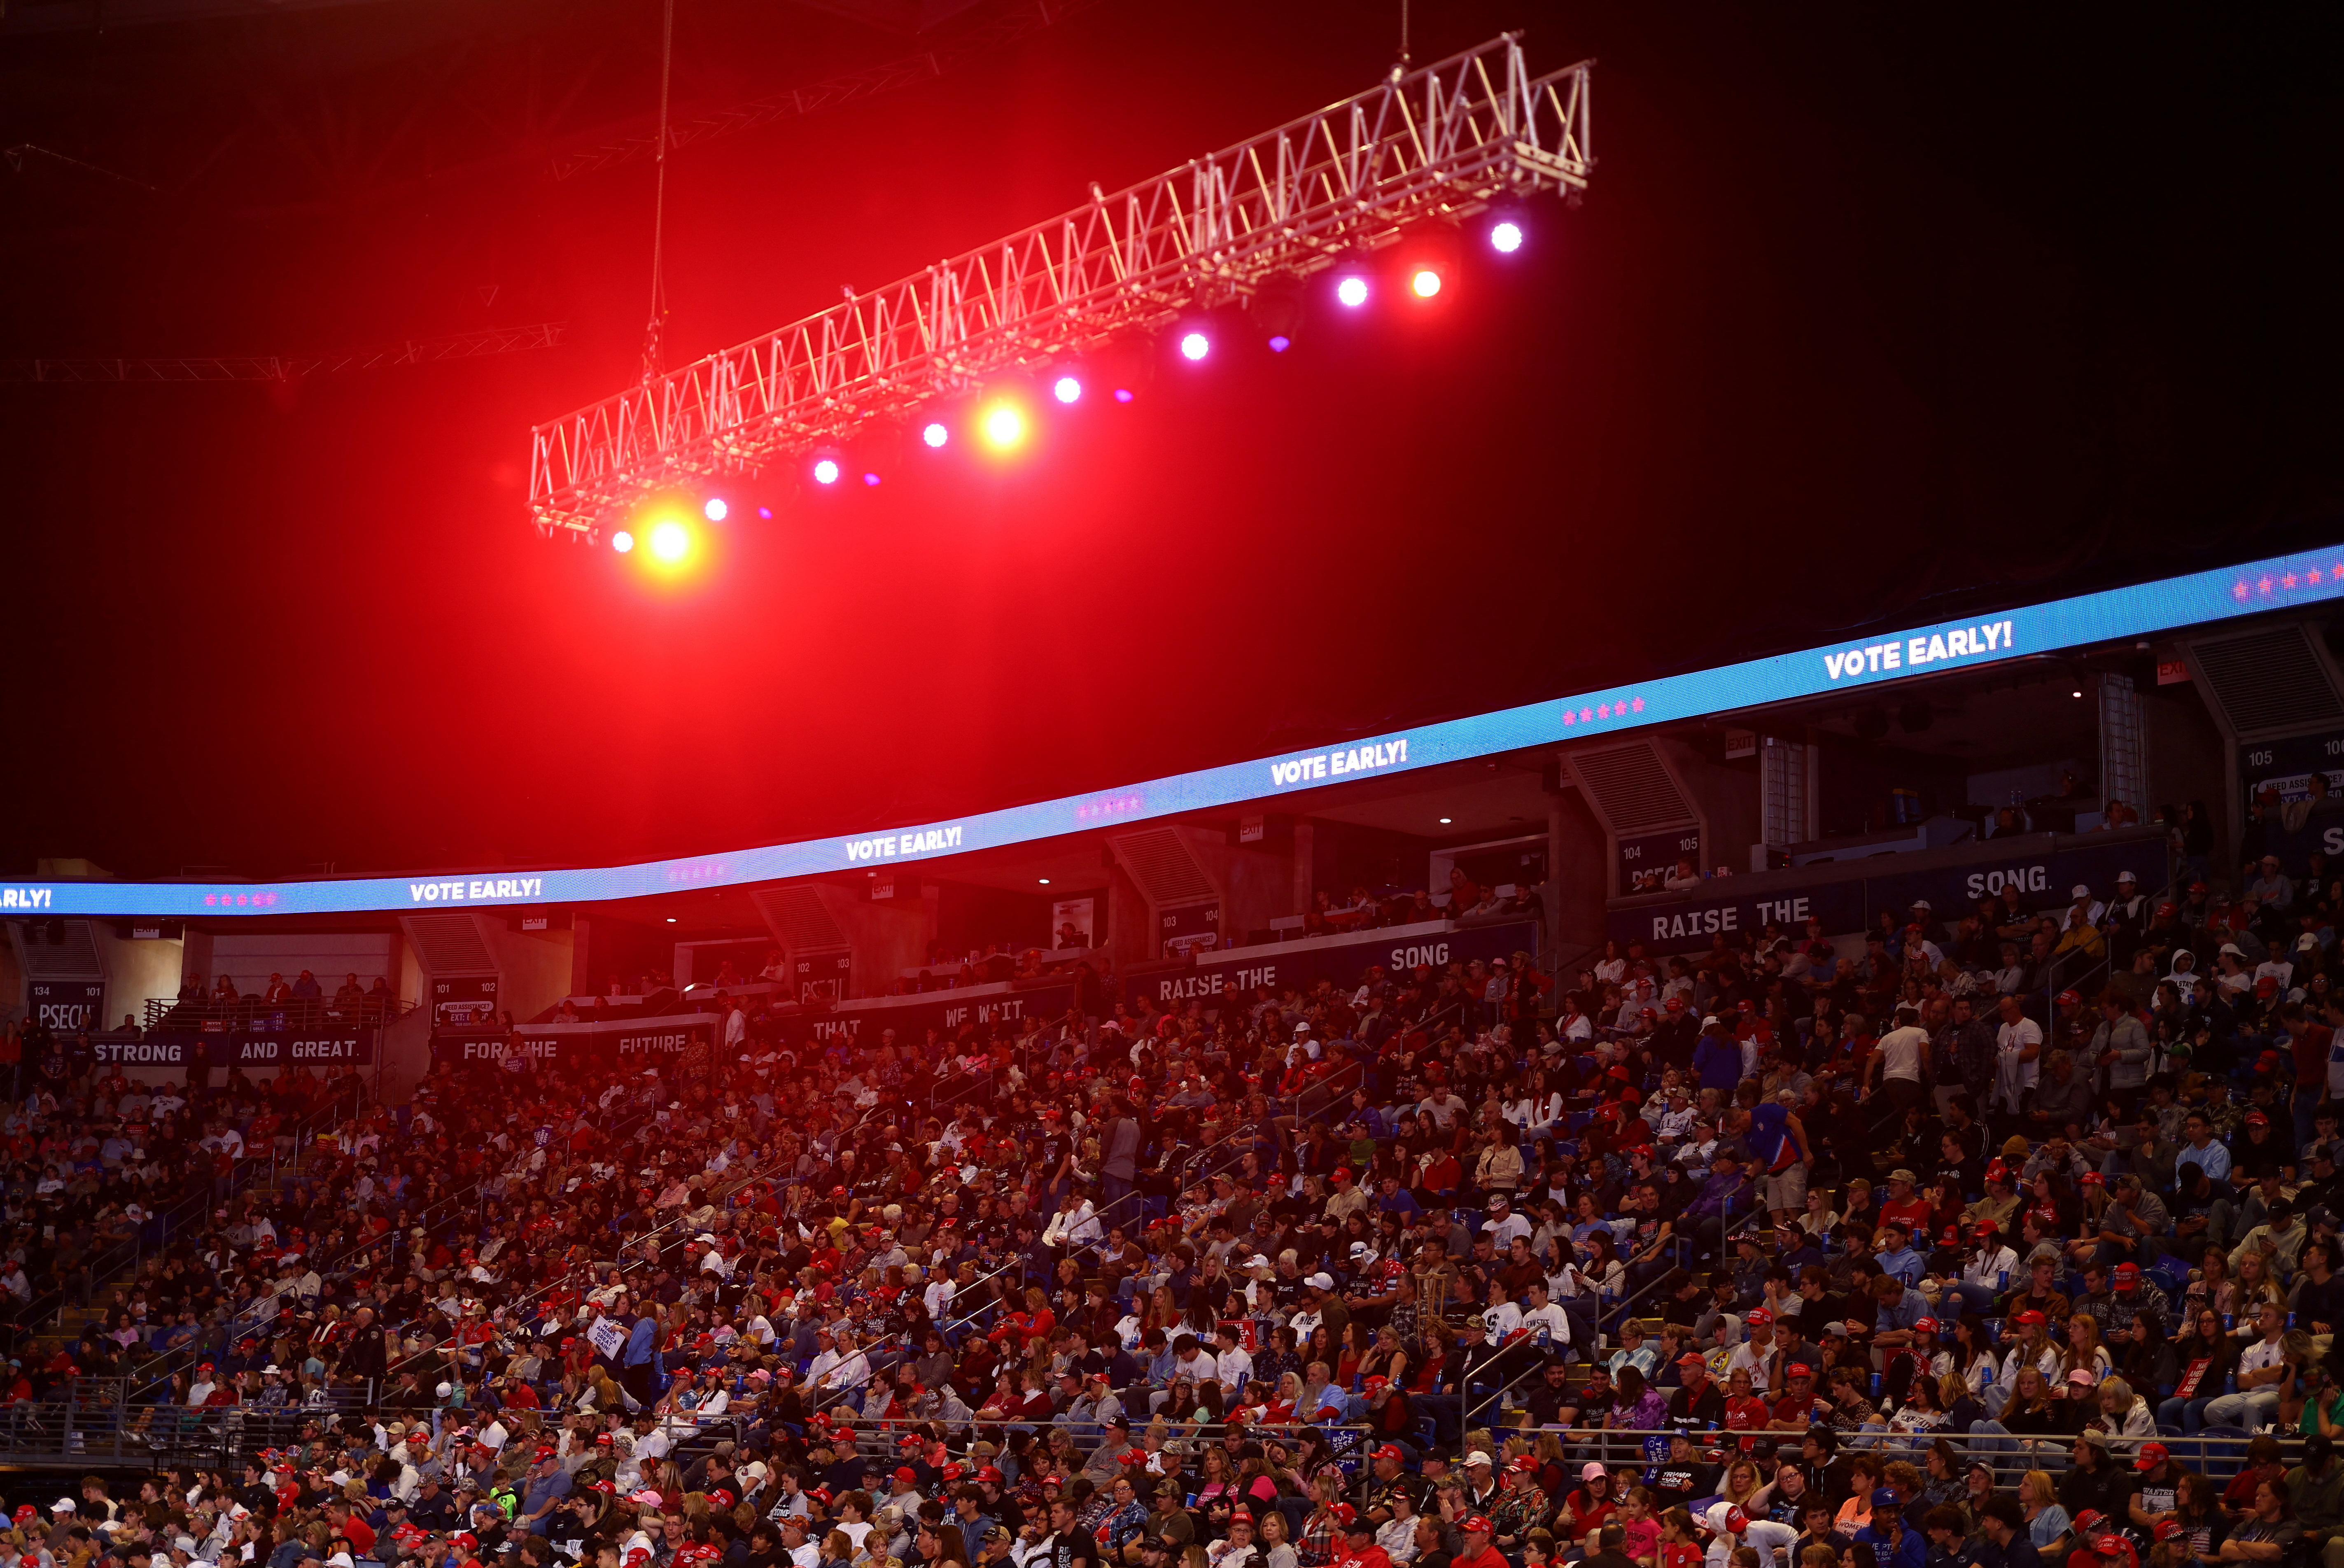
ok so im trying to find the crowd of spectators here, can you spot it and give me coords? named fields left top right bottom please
left=16, top=830, right=2344, bottom=1568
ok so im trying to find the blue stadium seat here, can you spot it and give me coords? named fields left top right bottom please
left=2195, top=1427, right=2251, bottom=1479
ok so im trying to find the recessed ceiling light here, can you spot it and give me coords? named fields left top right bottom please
left=1038, top=877, right=1051, bottom=885
left=2072, top=689, right=2083, bottom=698
left=665, top=917, right=677, bottom=924
left=1438, top=817, right=1453, bottom=824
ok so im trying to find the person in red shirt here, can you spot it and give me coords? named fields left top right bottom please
left=326, top=1500, right=376, bottom=1554
left=1768, top=1363, right=1823, bottom=1431
left=1878, top=1171, right=1934, bottom=1232
left=1336, top=1518, right=1392, bottom=1568
left=2285, top=1003, right=2333, bottom=1139
left=1721, top=1366, right=1772, bottom=1453
left=1453, top=1517, right=1508, bottom=1568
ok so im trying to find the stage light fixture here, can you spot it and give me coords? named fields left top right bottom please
left=863, top=472, right=882, bottom=486
left=702, top=497, right=729, bottom=522
left=650, top=520, right=691, bottom=562
left=980, top=401, right=1029, bottom=450
left=1410, top=266, right=1444, bottom=298
left=611, top=530, right=635, bottom=554
left=921, top=421, right=950, bottom=448
left=812, top=457, right=842, bottom=485
left=1178, top=330, right=1210, bottom=361
left=1489, top=218, right=1525, bottom=253
left=1251, top=273, right=1304, bottom=351
left=1335, top=275, right=1370, bottom=308
left=756, top=506, right=773, bottom=520
left=1053, top=375, right=1083, bottom=404
left=1113, top=388, right=1136, bottom=403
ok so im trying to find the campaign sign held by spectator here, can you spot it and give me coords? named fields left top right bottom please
left=1124, top=918, right=1540, bottom=1009
left=29, top=979, right=105, bottom=1032
left=1610, top=833, right=2159, bottom=954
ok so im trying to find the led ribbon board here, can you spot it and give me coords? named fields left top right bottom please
left=10, top=549, right=2335, bottom=917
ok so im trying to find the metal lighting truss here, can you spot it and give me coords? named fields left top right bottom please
left=526, top=33, right=1593, bottom=539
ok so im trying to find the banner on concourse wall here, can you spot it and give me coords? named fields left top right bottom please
left=102, top=1027, right=377, bottom=1068
left=1608, top=836, right=2161, bottom=956
left=1123, top=919, right=1542, bottom=1010
left=776, top=981, right=1076, bottom=1050
left=430, top=1015, right=716, bottom=1069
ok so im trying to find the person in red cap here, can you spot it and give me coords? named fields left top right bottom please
left=1725, top=1309, right=1781, bottom=1394
left=1994, top=1310, right=2062, bottom=1411
left=2128, top=1442, right=2184, bottom=1528
left=1451, top=1516, right=1507, bottom=1568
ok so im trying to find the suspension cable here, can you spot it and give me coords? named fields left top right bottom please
left=642, top=0, right=677, bottom=383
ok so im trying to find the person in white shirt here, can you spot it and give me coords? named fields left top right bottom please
left=1991, top=994, right=2043, bottom=1118
left=632, top=1414, right=673, bottom=1466
left=835, top=1495, right=877, bottom=1553
left=813, top=1331, right=871, bottom=1397
left=1954, top=1232, right=2021, bottom=1317
left=1481, top=1288, right=1524, bottom=1344
left=1418, top=1090, right=1467, bottom=1130
left=1483, top=1195, right=1532, bottom=1250
left=1705, top=1502, right=1798, bottom=1568
left=1042, top=1194, right=1100, bottom=1249
left=1171, top=1335, right=1218, bottom=1386
left=1518, top=1280, right=1572, bottom=1349
left=1212, top=1325, right=1254, bottom=1397
left=796, top=1329, right=848, bottom=1396
left=1724, top=1311, right=1781, bottom=1394
left=1987, top=1313, right=2062, bottom=1417
left=1864, top=1006, right=1932, bottom=1122
left=2203, top=1302, right=2291, bottom=1428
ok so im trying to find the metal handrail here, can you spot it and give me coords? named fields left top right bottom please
left=92, top=1094, right=379, bottom=1397
left=18, top=1086, right=366, bottom=1345
left=376, top=1095, right=898, bottom=1385
left=797, top=1254, right=1029, bottom=1423
left=140, top=995, right=417, bottom=1032
left=1600, top=1195, right=1773, bottom=1329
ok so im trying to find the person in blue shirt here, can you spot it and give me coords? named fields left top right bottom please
left=1855, top=1488, right=1928, bottom=1568
left=1378, top=1174, right=1425, bottom=1220
left=1920, top=1505, right=1985, bottom=1568
left=1692, top=1019, right=1744, bottom=1098
left=622, top=1307, right=660, bottom=1404
left=1872, top=1274, right=1931, bottom=1337
left=1873, top=1221, right=1926, bottom=1287
left=1685, top=1149, right=1752, bottom=1257
left=2175, top=1112, right=2232, bottom=1186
